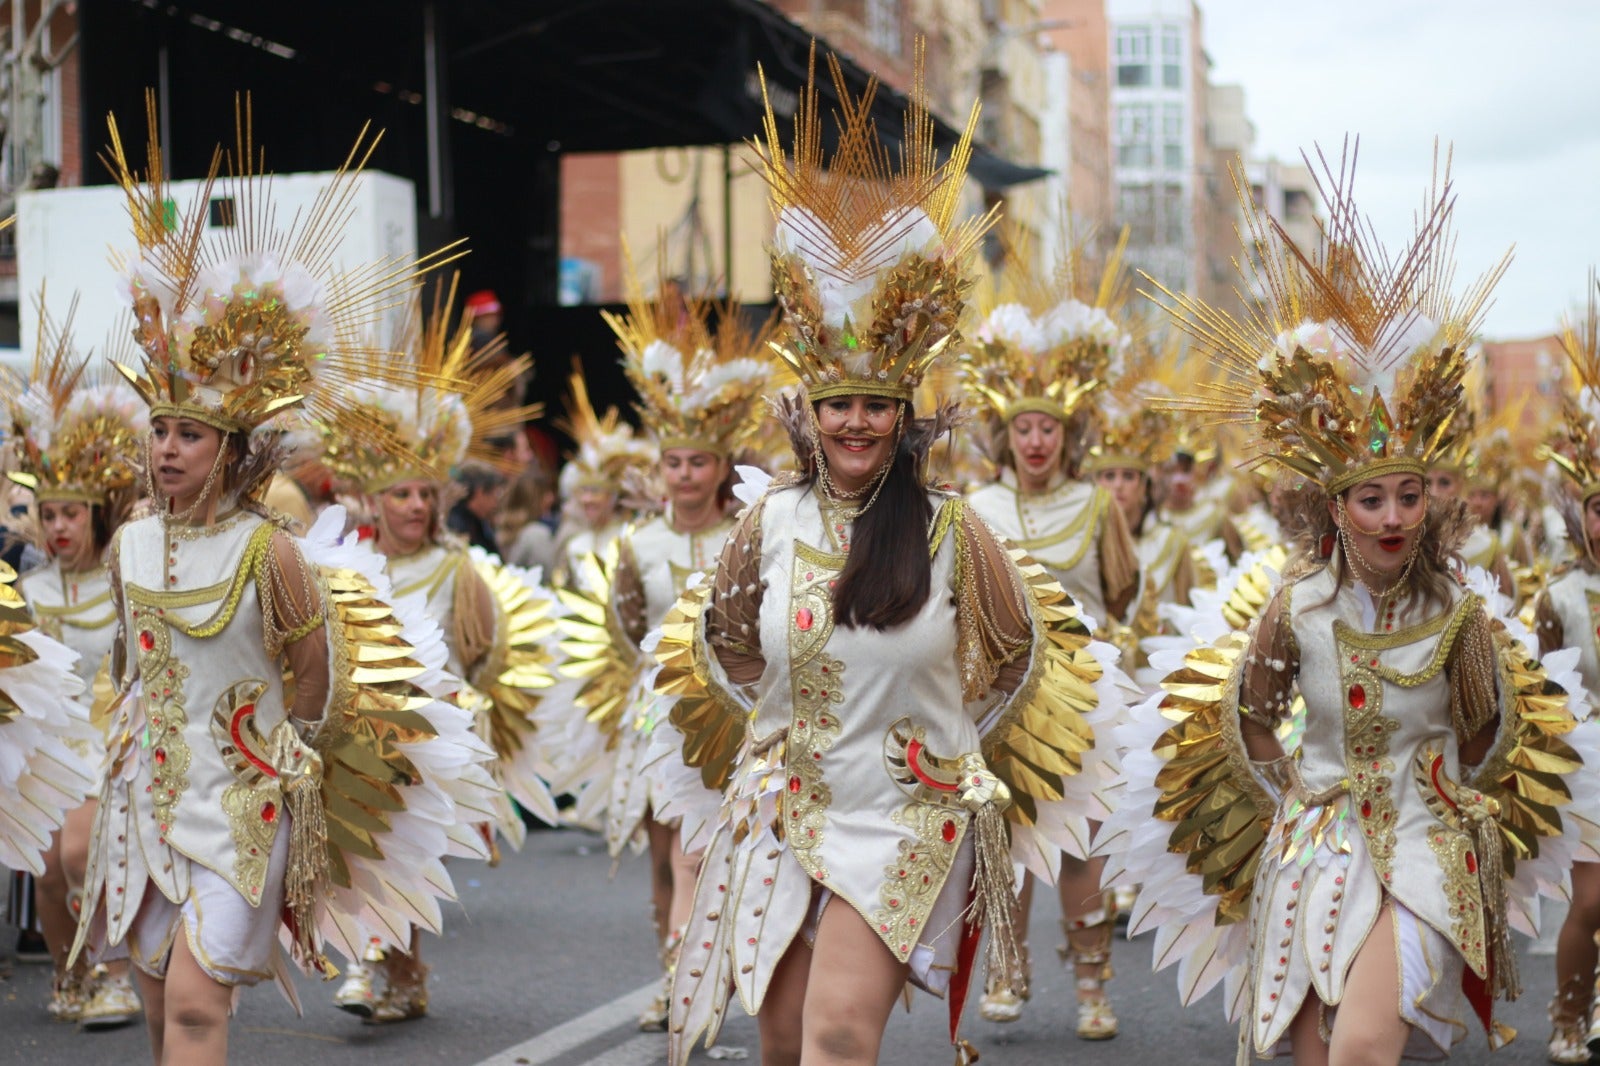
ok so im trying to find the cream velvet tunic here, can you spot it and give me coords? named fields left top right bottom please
left=22, top=561, right=117, bottom=759
left=604, top=512, right=732, bottom=856
left=85, top=512, right=307, bottom=959
left=1242, top=566, right=1498, bottom=1057
left=387, top=543, right=473, bottom=680
left=967, top=472, right=1114, bottom=630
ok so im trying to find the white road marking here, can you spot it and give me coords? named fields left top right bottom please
left=472, top=982, right=658, bottom=1066
left=576, top=1034, right=663, bottom=1065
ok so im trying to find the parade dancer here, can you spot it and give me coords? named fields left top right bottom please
left=319, top=281, right=557, bottom=1023
left=71, top=96, right=500, bottom=1065
left=1103, top=146, right=1592, bottom=1064
left=6, top=306, right=147, bottom=1029
left=660, top=45, right=1123, bottom=1065
left=958, top=234, right=1138, bottom=1036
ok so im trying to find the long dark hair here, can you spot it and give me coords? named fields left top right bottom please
left=830, top=429, right=934, bottom=631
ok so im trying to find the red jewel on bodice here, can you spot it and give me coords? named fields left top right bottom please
left=260, top=801, right=277, bottom=823
left=795, top=607, right=814, bottom=631
left=1347, top=684, right=1366, bottom=710
left=941, top=819, right=957, bottom=843
left=1465, top=851, right=1478, bottom=874
left=139, top=630, right=154, bottom=652
left=788, top=775, right=801, bottom=794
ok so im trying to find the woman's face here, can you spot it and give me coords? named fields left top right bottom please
left=815, top=396, right=899, bottom=495
left=1095, top=467, right=1146, bottom=521
left=1585, top=495, right=1600, bottom=557
left=660, top=448, right=727, bottom=511
left=1466, top=486, right=1499, bottom=525
left=1333, top=473, right=1427, bottom=579
left=1008, top=412, right=1065, bottom=488
left=150, top=416, right=225, bottom=511
left=39, top=500, right=95, bottom=569
left=1425, top=468, right=1459, bottom=500
left=378, top=479, right=438, bottom=555
left=573, top=485, right=617, bottom=529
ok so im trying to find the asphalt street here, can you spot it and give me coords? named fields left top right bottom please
left=0, top=829, right=1568, bottom=1065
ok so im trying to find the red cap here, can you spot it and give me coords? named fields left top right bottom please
left=465, top=289, right=503, bottom=316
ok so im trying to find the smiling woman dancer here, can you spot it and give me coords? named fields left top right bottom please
left=959, top=242, right=1139, bottom=1037
left=658, top=47, right=1121, bottom=1066
left=1104, top=150, right=1592, bottom=1066
left=6, top=309, right=147, bottom=1031
left=69, top=100, right=498, bottom=1066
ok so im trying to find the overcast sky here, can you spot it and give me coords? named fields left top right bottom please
left=1199, top=0, right=1600, bottom=340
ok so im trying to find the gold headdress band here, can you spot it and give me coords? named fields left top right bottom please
left=756, top=41, right=993, bottom=404
left=1547, top=272, right=1600, bottom=502
left=104, top=91, right=465, bottom=445
left=320, top=275, right=539, bottom=492
left=2, top=292, right=147, bottom=513
left=961, top=226, right=1133, bottom=429
left=1151, top=142, right=1507, bottom=497
left=605, top=245, right=771, bottom=459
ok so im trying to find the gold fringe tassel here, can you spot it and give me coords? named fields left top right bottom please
left=969, top=802, right=1021, bottom=997
left=282, top=769, right=330, bottom=973
left=1474, top=815, right=1518, bottom=1001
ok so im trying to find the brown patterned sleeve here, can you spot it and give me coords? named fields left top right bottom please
left=1239, top=584, right=1298, bottom=731
left=612, top=530, right=648, bottom=649
left=704, top=502, right=766, bottom=688
left=1532, top=588, right=1564, bottom=659
left=953, top=502, right=1033, bottom=700
left=1448, top=602, right=1500, bottom=763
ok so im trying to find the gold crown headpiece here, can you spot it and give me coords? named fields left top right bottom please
left=960, top=227, right=1132, bottom=428
left=556, top=358, right=656, bottom=496
left=1083, top=328, right=1183, bottom=475
left=2, top=295, right=147, bottom=515
left=104, top=92, right=463, bottom=441
left=756, top=41, right=994, bottom=403
left=1151, top=143, right=1507, bottom=497
left=320, top=276, right=537, bottom=492
left=604, top=250, right=771, bottom=458
left=1547, top=272, right=1600, bottom=502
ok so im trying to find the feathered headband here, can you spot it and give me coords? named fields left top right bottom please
left=1151, top=143, right=1507, bottom=497
left=755, top=41, right=993, bottom=403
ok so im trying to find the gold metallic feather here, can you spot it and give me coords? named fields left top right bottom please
left=654, top=580, right=747, bottom=793
left=555, top=543, right=640, bottom=747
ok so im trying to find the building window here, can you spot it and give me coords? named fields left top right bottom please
left=1161, top=104, right=1183, bottom=170
left=1161, top=26, right=1182, bottom=88
left=1159, top=183, right=1186, bottom=246
left=1117, top=183, right=1155, bottom=245
left=1116, top=103, right=1153, bottom=168
left=1115, top=26, right=1150, bottom=87
left=866, top=0, right=902, bottom=56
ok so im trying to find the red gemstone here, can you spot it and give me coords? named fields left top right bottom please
left=1360, top=799, right=1373, bottom=819
left=1466, top=851, right=1477, bottom=874
left=139, top=630, right=154, bottom=652
left=942, top=819, right=957, bottom=843
left=796, top=607, right=814, bottom=631
left=260, top=801, right=277, bottom=823
left=788, top=775, right=801, bottom=794
left=1348, top=684, right=1366, bottom=710
left=154, top=748, right=166, bottom=765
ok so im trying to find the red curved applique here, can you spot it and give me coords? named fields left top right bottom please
left=906, top=738, right=958, bottom=792
left=230, top=704, right=277, bottom=779
left=1428, top=753, right=1458, bottom=815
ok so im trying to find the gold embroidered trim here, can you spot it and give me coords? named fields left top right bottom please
left=794, top=539, right=846, bottom=569
left=1411, top=747, right=1488, bottom=972
left=126, top=575, right=233, bottom=609
left=1335, top=634, right=1403, bottom=894
left=131, top=600, right=192, bottom=841
left=210, top=680, right=277, bottom=896
left=1009, top=482, right=1102, bottom=563
left=280, top=610, right=326, bottom=647
left=782, top=651, right=843, bottom=875
left=871, top=796, right=963, bottom=959
left=125, top=523, right=278, bottom=641
left=1333, top=593, right=1479, bottom=686
left=391, top=549, right=462, bottom=601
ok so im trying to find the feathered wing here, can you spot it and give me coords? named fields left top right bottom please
left=654, top=579, right=747, bottom=796
left=466, top=547, right=563, bottom=827
left=548, top=543, right=641, bottom=817
left=295, top=508, right=499, bottom=965
left=981, top=548, right=1129, bottom=878
left=1094, top=550, right=1285, bottom=1018
left=0, top=568, right=95, bottom=874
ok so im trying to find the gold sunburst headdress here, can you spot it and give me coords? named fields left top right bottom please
left=961, top=227, right=1133, bottom=430
left=604, top=250, right=771, bottom=458
left=1547, top=272, right=1600, bottom=502
left=104, top=92, right=463, bottom=489
left=756, top=42, right=992, bottom=403
left=1152, top=143, right=1508, bottom=497
left=320, top=276, right=538, bottom=493
left=556, top=359, right=655, bottom=498
left=1082, top=328, right=1183, bottom=476
left=2, top=296, right=147, bottom=521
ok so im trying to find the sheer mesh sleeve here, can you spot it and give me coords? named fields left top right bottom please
left=1447, top=602, right=1500, bottom=757
left=1239, top=584, right=1298, bottom=730
left=1099, top=494, right=1140, bottom=624
left=952, top=502, right=1033, bottom=701
left=704, top=502, right=766, bottom=688
left=1532, top=588, right=1564, bottom=659
left=612, top=530, right=648, bottom=649
left=451, top=556, right=498, bottom=684
left=259, top=530, right=330, bottom=727
left=107, top=528, right=132, bottom=690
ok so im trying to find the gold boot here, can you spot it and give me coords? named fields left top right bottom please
left=47, top=959, right=89, bottom=1022
left=1550, top=972, right=1594, bottom=1064
left=1061, top=907, right=1117, bottom=1041
left=978, top=946, right=1032, bottom=1023
left=334, top=941, right=387, bottom=1018
left=367, top=953, right=428, bottom=1025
